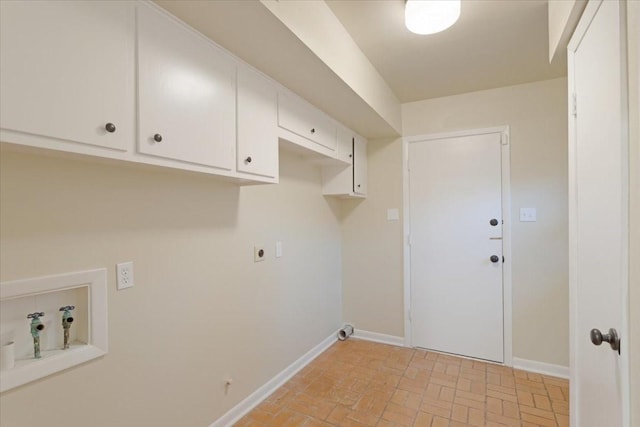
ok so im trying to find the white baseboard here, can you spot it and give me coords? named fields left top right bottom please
left=209, top=332, right=338, bottom=427
left=513, top=357, right=569, bottom=379
left=352, top=328, right=405, bottom=347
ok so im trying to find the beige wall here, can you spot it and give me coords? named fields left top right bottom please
left=342, top=138, right=405, bottom=337
left=0, top=148, right=343, bottom=426
left=343, top=78, right=570, bottom=367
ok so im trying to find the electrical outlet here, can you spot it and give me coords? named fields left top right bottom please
left=254, top=246, right=265, bottom=262
left=116, top=261, right=134, bottom=290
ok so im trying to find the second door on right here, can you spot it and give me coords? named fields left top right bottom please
left=409, top=131, right=505, bottom=363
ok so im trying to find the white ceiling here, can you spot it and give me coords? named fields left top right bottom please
left=156, top=0, right=567, bottom=139
left=326, top=0, right=566, bottom=103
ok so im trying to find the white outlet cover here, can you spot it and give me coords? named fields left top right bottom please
left=116, top=261, right=134, bottom=290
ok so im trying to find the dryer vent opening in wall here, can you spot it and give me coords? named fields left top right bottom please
left=338, top=325, right=354, bottom=341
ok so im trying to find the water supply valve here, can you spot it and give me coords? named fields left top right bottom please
left=27, top=312, right=45, bottom=358
left=60, top=305, right=75, bottom=349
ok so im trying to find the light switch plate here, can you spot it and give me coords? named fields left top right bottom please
left=387, top=208, right=400, bottom=221
left=520, top=208, right=537, bottom=222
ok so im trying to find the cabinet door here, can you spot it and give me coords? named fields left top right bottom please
left=353, top=136, right=367, bottom=195
left=0, top=1, right=134, bottom=151
left=336, top=127, right=354, bottom=164
left=137, top=4, right=235, bottom=170
left=237, top=67, right=278, bottom=179
left=278, top=92, right=337, bottom=151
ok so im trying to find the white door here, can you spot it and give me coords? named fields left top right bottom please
left=568, top=1, right=629, bottom=426
left=409, top=132, right=505, bottom=363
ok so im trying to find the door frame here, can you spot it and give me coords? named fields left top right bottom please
left=402, top=126, right=513, bottom=366
left=567, top=0, right=631, bottom=425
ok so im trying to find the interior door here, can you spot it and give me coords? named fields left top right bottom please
left=409, top=132, right=504, bottom=363
left=569, top=1, right=629, bottom=426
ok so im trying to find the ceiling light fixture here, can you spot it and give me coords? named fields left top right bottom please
left=405, top=0, right=461, bottom=35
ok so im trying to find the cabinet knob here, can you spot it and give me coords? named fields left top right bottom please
left=105, top=123, right=116, bottom=133
left=245, top=156, right=252, bottom=163
left=153, top=133, right=163, bottom=143
left=490, top=255, right=500, bottom=263
left=357, top=184, right=361, bottom=188
left=349, top=154, right=353, bottom=158
left=310, top=128, right=316, bottom=134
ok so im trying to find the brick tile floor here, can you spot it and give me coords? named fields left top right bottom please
left=236, top=339, right=569, bottom=427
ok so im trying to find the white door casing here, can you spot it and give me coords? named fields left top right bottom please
left=403, top=127, right=512, bottom=365
left=568, top=1, right=630, bottom=426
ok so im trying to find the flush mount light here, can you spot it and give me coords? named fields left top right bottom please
left=405, top=0, right=461, bottom=35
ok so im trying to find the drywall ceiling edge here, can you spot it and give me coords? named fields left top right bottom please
left=548, top=0, right=588, bottom=64
left=258, top=0, right=402, bottom=134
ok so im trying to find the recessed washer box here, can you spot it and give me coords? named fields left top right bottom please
left=0, top=268, right=108, bottom=392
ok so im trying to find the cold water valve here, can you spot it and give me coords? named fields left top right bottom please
left=59, top=306, right=75, bottom=350
left=27, top=312, right=45, bottom=359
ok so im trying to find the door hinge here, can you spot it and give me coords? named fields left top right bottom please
left=572, top=93, right=577, bottom=117
left=501, top=133, right=509, bottom=145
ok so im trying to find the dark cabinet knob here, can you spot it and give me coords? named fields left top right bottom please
left=490, top=218, right=499, bottom=226
left=153, top=134, right=163, bottom=143
left=245, top=156, right=252, bottom=163
left=310, top=128, right=316, bottom=134
left=490, top=255, right=500, bottom=263
left=349, top=154, right=353, bottom=158
left=105, top=123, right=116, bottom=133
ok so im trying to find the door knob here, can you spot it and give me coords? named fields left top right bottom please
left=490, top=218, right=499, bottom=226
left=490, top=255, right=500, bottom=263
left=590, top=328, right=620, bottom=353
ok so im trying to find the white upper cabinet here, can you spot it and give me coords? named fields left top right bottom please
left=321, top=131, right=367, bottom=198
left=136, top=4, right=236, bottom=170
left=0, top=0, right=135, bottom=152
left=278, top=91, right=337, bottom=151
left=0, top=1, right=359, bottom=188
left=237, top=66, right=278, bottom=180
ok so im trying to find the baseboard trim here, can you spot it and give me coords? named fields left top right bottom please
left=352, top=329, right=405, bottom=347
left=209, top=332, right=338, bottom=427
left=513, top=357, right=569, bottom=379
